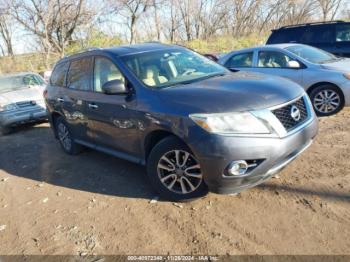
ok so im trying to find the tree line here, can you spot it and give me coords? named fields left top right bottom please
left=0, top=0, right=348, bottom=58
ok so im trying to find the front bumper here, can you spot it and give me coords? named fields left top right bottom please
left=0, top=106, right=48, bottom=128
left=188, top=116, right=318, bottom=194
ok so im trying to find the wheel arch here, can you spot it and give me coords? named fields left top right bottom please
left=306, top=82, right=344, bottom=99
left=50, top=111, right=64, bottom=139
left=144, top=130, right=186, bottom=162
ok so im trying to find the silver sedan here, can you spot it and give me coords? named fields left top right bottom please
left=219, top=44, right=350, bottom=116
left=0, top=72, right=47, bottom=135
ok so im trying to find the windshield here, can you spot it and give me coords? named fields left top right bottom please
left=0, top=74, right=44, bottom=93
left=121, top=48, right=228, bottom=89
left=286, top=45, right=340, bottom=64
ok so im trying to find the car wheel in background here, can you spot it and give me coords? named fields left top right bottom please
left=309, top=85, right=345, bottom=117
left=55, top=117, right=82, bottom=155
left=147, top=136, right=208, bottom=201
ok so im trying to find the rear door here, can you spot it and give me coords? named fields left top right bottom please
left=84, top=56, right=140, bottom=159
left=335, top=23, right=350, bottom=57
left=47, top=61, right=69, bottom=120
left=254, top=50, right=303, bottom=85
left=63, top=56, right=93, bottom=141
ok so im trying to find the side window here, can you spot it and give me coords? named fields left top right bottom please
left=258, top=51, right=293, bottom=68
left=94, top=57, right=125, bottom=92
left=300, top=25, right=334, bottom=44
left=268, top=28, right=302, bottom=44
left=50, top=62, right=69, bottom=86
left=67, top=57, right=92, bottom=91
left=225, top=52, right=253, bottom=68
left=336, top=24, right=350, bottom=42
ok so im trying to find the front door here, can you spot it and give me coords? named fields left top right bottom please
left=84, top=56, right=141, bottom=159
left=254, top=50, right=303, bottom=85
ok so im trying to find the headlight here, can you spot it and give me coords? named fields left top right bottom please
left=343, top=73, right=350, bottom=80
left=0, top=103, right=18, bottom=112
left=190, top=112, right=271, bottom=134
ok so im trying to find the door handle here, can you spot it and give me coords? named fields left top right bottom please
left=57, top=98, right=64, bottom=102
left=88, top=103, right=98, bottom=109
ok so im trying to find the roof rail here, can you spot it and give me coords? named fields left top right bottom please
left=63, top=47, right=102, bottom=58
left=276, top=20, right=345, bottom=30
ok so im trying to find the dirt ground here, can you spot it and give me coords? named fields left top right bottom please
left=0, top=109, right=349, bottom=256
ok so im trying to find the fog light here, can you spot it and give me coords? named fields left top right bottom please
left=227, top=160, right=248, bottom=176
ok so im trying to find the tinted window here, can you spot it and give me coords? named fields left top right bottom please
left=67, top=57, right=92, bottom=91
left=336, top=24, right=350, bottom=42
left=94, top=57, right=125, bottom=92
left=258, top=51, right=293, bottom=68
left=225, top=52, right=253, bottom=68
left=267, top=28, right=302, bottom=44
left=50, top=62, right=69, bottom=86
left=300, top=25, right=334, bottom=44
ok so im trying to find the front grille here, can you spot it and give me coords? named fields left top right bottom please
left=272, top=96, right=308, bottom=131
left=16, top=101, right=36, bottom=108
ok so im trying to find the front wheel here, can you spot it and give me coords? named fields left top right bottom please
left=309, top=85, right=344, bottom=116
left=147, top=136, right=208, bottom=201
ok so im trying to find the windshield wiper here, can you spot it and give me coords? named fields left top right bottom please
left=164, top=73, right=226, bottom=88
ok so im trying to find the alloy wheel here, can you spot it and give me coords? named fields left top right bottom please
left=57, top=123, right=72, bottom=151
left=313, top=89, right=341, bottom=114
left=157, top=150, right=202, bottom=195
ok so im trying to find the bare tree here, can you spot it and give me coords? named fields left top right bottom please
left=0, top=7, right=14, bottom=56
left=111, top=0, right=151, bottom=44
left=7, top=0, right=95, bottom=56
left=317, top=0, right=343, bottom=21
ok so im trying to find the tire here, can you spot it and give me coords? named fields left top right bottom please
left=54, top=116, right=82, bottom=155
left=309, top=85, right=345, bottom=117
left=147, top=136, right=208, bottom=201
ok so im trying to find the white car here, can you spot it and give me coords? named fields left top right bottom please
left=219, top=44, right=350, bottom=116
left=0, top=72, right=47, bottom=135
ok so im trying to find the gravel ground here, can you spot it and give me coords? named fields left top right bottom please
left=0, top=109, right=349, bottom=255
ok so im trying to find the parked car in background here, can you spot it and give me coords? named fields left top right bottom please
left=0, top=72, right=47, bottom=135
left=266, top=21, right=350, bottom=57
left=219, top=44, right=350, bottom=116
left=45, top=43, right=318, bottom=201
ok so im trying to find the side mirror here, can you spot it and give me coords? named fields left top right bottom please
left=102, top=79, right=128, bottom=95
left=288, top=60, right=301, bottom=69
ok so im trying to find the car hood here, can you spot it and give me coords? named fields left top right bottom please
left=321, top=58, right=350, bottom=73
left=158, top=72, right=304, bottom=114
left=0, top=85, right=45, bottom=104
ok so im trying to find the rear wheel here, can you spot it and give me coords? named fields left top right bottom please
left=147, top=136, right=208, bottom=201
left=309, top=85, right=344, bottom=116
left=55, top=117, right=82, bottom=155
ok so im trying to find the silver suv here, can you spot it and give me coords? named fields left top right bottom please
left=0, top=72, right=47, bottom=135
left=219, top=44, right=350, bottom=116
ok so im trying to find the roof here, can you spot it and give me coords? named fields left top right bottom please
left=59, top=43, right=183, bottom=63
left=228, top=43, right=304, bottom=53
left=273, top=20, right=348, bottom=31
